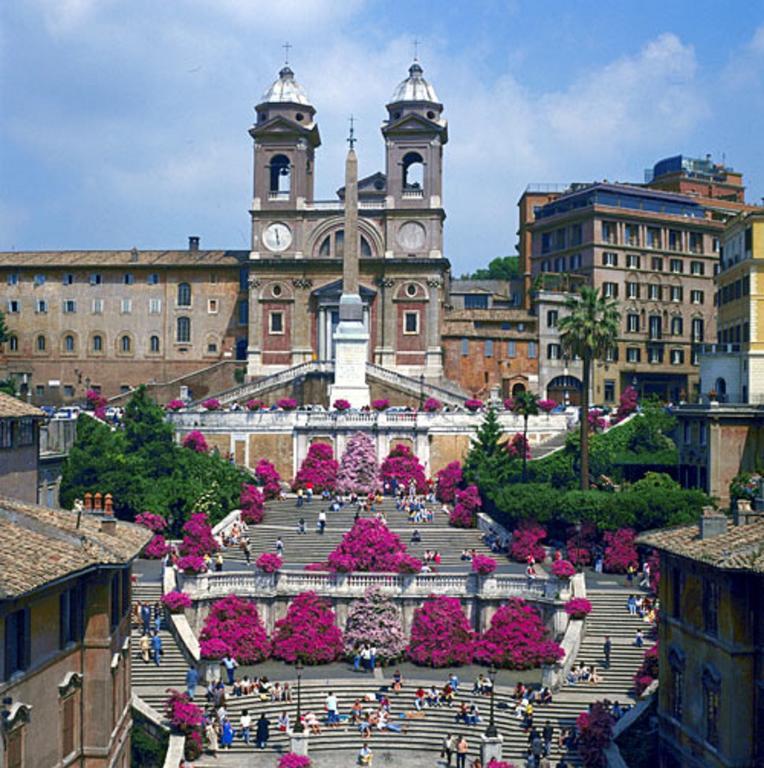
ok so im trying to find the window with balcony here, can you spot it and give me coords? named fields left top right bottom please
left=602, top=222, right=616, bottom=244
left=670, top=317, right=683, bottom=336
left=626, top=253, right=641, bottom=269
left=625, top=224, right=639, bottom=246
left=649, top=315, right=662, bottom=340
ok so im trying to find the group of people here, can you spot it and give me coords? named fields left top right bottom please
left=626, top=593, right=658, bottom=624
left=134, top=600, right=163, bottom=665
left=565, top=664, right=603, bottom=686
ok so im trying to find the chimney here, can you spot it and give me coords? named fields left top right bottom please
left=699, top=506, right=728, bottom=539
left=188, top=236, right=200, bottom=252
left=100, top=493, right=116, bottom=535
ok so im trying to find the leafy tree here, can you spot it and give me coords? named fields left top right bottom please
left=0, top=310, right=8, bottom=345
left=0, top=379, right=17, bottom=397
left=511, top=391, right=539, bottom=482
left=123, top=385, right=175, bottom=476
left=558, top=286, right=620, bottom=490
left=466, top=255, right=519, bottom=280
left=463, top=406, right=509, bottom=499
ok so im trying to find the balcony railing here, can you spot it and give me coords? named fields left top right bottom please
left=695, top=343, right=742, bottom=355
left=401, top=188, right=424, bottom=199
left=267, top=191, right=290, bottom=201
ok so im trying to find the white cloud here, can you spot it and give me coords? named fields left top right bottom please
left=750, top=24, right=764, bottom=54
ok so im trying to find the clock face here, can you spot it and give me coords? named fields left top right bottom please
left=263, top=222, right=292, bottom=252
left=397, top=221, right=426, bottom=251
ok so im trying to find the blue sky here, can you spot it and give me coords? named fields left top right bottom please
left=1, top=0, right=763, bottom=274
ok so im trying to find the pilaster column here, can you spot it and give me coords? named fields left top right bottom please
left=247, top=278, right=263, bottom=377
left=425, top=278, right=444, bottom=378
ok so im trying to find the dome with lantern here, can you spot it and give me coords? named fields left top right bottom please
left=389, top=61, right=440, bottom=105
left=260, top=65, right=312, bottom=106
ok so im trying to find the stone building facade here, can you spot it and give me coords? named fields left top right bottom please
left=0, top=393, right=43, bottom=504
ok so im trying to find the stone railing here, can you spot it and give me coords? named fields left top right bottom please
left=177, top=568, right=559, bottom=602
left=542, top=571, right=587, bottom=691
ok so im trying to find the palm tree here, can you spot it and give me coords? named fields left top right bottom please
left=558, top=286, right=621, bottom=490
left=511, top=390, right=539, bottom=483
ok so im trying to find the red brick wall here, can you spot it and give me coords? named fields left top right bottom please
left=262, top=301, right=291, bottom=365
left=395, top=301, right=425, bottom=367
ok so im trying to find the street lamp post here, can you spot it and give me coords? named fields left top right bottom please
left=485, top=664, right=498, bottom=738
left=293, top=660, right=304, bottom=733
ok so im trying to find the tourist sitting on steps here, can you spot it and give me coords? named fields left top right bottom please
left=358, top=743, right=373, bottom=765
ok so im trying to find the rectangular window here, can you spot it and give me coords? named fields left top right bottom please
left=269, top=311, right=284, bottom=335
left=570, top=223, right=582, bottom=246
left=627, top=314, right=640, bottom=333
left=110, top=574, right=120, bottom=630
left=7, top=299, right=19, bottom=313
left=541, top=232, right=552, bottom=254
left=602, top=252, right=618, bottom=267
left=123, top=273, right=134, bottom=285
left=691, top=318, right=704, bottom=343
left=208, top=299, right=219, bottom=314
left=671, top=317, right=683, bottom=336
left=690, top=260, right=704, bottom=276
left=89, top=273, right=102, bottom=286
left=403, top=311, right=419, bottom=334
left=602, top=222, right=616, bottom=244
left=670, top=349, right=685, bottom=365
left=239, top=267, right=250, bottom=290
left=554, top=256, right=566, bottom=272
left=527, top=341, right=537, bottom=359
left=461, top=338, right=469, bottom=356
left=59, top=586, right=80, bottom=648
left=547, top=310, right=558, bottom=328
left=669, top=229, right=681, bottom=251
left=147, top=273, right=160, bottom=285
left=120, top=298, right=132, bottom=314
left=62, top=695, right=75, bottom=757
left=704, top=580, right=720, bottom=636
left=651, top=256, right=664, bottom=272
left=91, top=298, right=103, bottom=314
left=649, top=316, right=662, bottom=340
left=691, top=290, right=704, bottom=304
left=670, top=286, right=683, bottom=303
left=17, top=419, right=34, bottom=446
left=7, top=273, right=19, bottom=286
left=648, top=284, right=662, bottom=301
left=626, top=347, right=640, bottom=363
left=602, top=282, right=618, bottom=299
left=63, top=299, right=77, bottom=314
left=35, top=385, right=45, bottom=397
left=569, top=253, right=582, bottom=270
left=63, top=273, right=74, bottom=285
left=0, top=421, right=13, bottom=449
left=35, top=299, right=48, bottom=314
left=149, top=298, right=162, bottom=314
left=464, top=294, right=489, bottom=309
left=648, top=345, right=664, bottom=364
left=626, top=254, right=641, bottom=269
left=669, top=258, right=684, bottom=274
left=554, top=228, right=566, bottom=250
left=507, top=340, right=516, bottom=358
left=625, top=224, right=639, bottom=246
left=485, top=339, right=494, bottom=357
left=547, top=343, right=561, bottom=360
left=689, top=231, right=703, bottom=254
left=238, top=299, right=249, bottom=326
left=699, top=422, right=707, bottom=445
left=671, top=667, right=683, bottom=721
left=33, top=273, right=46, bottom=286
left=63, top=385, right=75, bottom=398
left=4, top=608, right=30, bottom=680
left=604, top=380, right=615, bottom=402
left=625, top=282, right=639, bottom=299
left=646, top=227, right=662, bottom=248
left=704, top=682, right=720, bottom=748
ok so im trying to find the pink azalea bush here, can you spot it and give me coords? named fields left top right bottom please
left=278, top=755, right=312, bottom=768
left=336, top=432, right=379, bottom=495
left=135, top=511, right=167, bottom=532
left=407, top=595, right=475, bottom=667
left=164, top=688, right=203, bottom=732
left=612, top=385, right=639, bottom=424
left=379, top=443, right=427, bottom=493
left=633, top=644, right=659, bottom=696
left=449, top=484, right=481, bottom=528
left=254, top=458, right=281, bottom=499
left=566, top=523, right=597, bottom=566
left=86, top=389, right=108, bottom=420
left=503, top=398, right=514, bottom=410
left=333, top=398, right=352, bottom=411
left=487, top=761, right=516, bottom=768
left=564, top=597, right=593, bottom=619
left=395, top=553, right=423, bottom=574
left=277, top=398, right=298, bottom=411
left=144, top=534, right=169, bottom=559
left=464, top=398, right=483, bottom=412
left=506, top=432, right=531, bottom=460
left=255, top=552, right=283, bottom=573
left=182, top=430, right=209, bottom=453
left=326, top=518, right=414, bottom=573
left=603, top=528, right=639, bottom=573
left=161, top=590, right=192, bottom=613
left=180, top=512, right=217, bottom=557
left=577, top=702, right=615, bottom=768
left=245, top=399, right=265, bottom=411
left=471, top=554, right=497, bottom=575
left=475, top=598, right=564, bottom=670
left=293, top=443, right=338, bottom=492
left=588, top=408, right=607, bottom=432
left=538, top=399, right=557, bottom=414
left=551, top=559, right=576, bottom=579
left=304, top=562, right=328, bottom=572
left=177, top=555, right=207, bottom=574
left=510, top=521, right=547, bottom=563
left=165, top=399, right=186, bottom=412
left=422, top=397, right=442, bottom=412
left=240, top=484, right=265, bottom=524
left=201, top=398, right=221, bottom=411
left=647, top=550, right=660, bottom=593
left=271, top=592, right=344, bottom=665
left=199, top=594, right=271, bottom=663
left=435, top=461, right=463, bottom=503
left=344, top=587, right=407, bottom=663
left=371, top=398, right=390, bottom=411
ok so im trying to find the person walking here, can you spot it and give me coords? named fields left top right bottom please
left=153, top=601, right=162, bottom=633
left=603, top=636, right=612, bottom=668
left=297, top=488, right=304, bottom=508
left=140, top=633, right=151, bottom=664
left=222, top=653, right=238, bottom=685
left=276, top=537, right=284, bottom=556
left=220, top=717, right=234, bottom=750
left=634, top=629, right=644, bottom=648
left=318, top=509, right=327, bottom=534
left=186, top=665, right=198, bottom=700
left=441, top=733, right=455, bottom=767
left=256, top=712, right=270, bottom=749
left=456, top=735, right=469, bottom=768
left=241, top=538, right=251, bottom=564
left=239, top=709, right=251, bottom=744
left=150, top=631, right=162, bottom=666
left=205, top=719, right=219, bottom=755
left=140, top=601, right=151, bottom=634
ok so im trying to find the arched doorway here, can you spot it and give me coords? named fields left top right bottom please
left=714, top=377, right=727, bottom=402
left=511, top=382, right=526, bottom=397
left=547, top=375, right=583, bottom=406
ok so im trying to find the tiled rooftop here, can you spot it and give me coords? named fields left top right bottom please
left=0, top=250, right=246, bottom=268
left=0, top=392, right=44, bottom=419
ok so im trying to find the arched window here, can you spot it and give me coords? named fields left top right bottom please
left=177, top=282, right=191, bottom=307
left=36, top=335, right=46, bottom=352
left=177, top=316, right=191, bottom=343
left=402, top=152, right=424, bottom=191
left=120, top=335, right=131, bottom=353
left=269, top=154, right=291, bottom=196
left=150, top=335, right=160, bottom=353
left=316, top=230, right=374, bottom=258
left=64, top=334, right=75, bottom=353
left=92, top=335, right=103, bottom=352
left=8, top=335, right=18, bottom=352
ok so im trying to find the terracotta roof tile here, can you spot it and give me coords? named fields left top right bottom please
left=0, top=496, right=152, bottom=598
left=0, top=392, right=44, bottom=418
left=0, top=250, right=246, bottom=268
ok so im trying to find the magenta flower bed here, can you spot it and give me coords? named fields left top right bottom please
left=475, top=598, right=563, bottom=670
left=336, top=432, right=379, bottom=495
left=449, top=484, right=481, bottom=528
left=487, top=761, right=516, bottom=768
left=379, top=443, right=427, bottom=493
left=201, top=398, right=221, bottom=411
left=278, top=754, right=312, bottom=768
left=510, top=521, right=547, bottom=563
left=588, top=408, right=607, bottom=432
left=647, top=549, right=660, bottom=594
left=395, top=553, right=423, bottom=574
left=407, top=595, right=475, bottom=667
left=182, top=430, right=208, bottom=453
left=277, top=398, right=298, bottom=411
left=551, top=559, right=576, bottom=578
left=86, top=389, right=108, bottom=420
left=422, top=397, right=442, bottom=412
left=199, top=594, right=271, bottom=663
left=603, top=528, right=638, bottom=573
left=256, top=553, right=283, bottom=573
left=435, top=461, right=463, bottom=503
left=240, top=484, right=265, bottom=524
left=245, top=399, right=265, bottom=411
left=326, top=518, right=411, bottom=573
left=165, top=399, right=185, bottom=412
left=371, top=398, right=390, bottom=411
left=180, top=513, right=217, bottom=557
left=177, top=555, right=207, bottom=574
left=161, top=590, right=192, bottom=613
left=304, top=562, right=328, bottom=572
left=164, top=688, right=203, bottom=732
left=538, top=398, right=557, bottom=414
left=633, top=644, right=659, bottom=695
left=464, top=398, right=483, bottom=412
left=293, top=443, right=338, bottom=492
left=135, top=511, right=168, bottom=532
left=471, top=554, right=497, bottom=575
left=344, top=587, right=407, bottom=663
left=144, top=534, right=169, bottom=559
left=564, top=597, right=593, bottom=619
left=506, top=432, right=531, bottom=459
left=271, top=592, right=344, bottom=665
left=577, top=702, right=615, bottom=768
left=255, top=458, right=282, bottom=499
left=333, top=398, right=351, bottom=411
left=613, top=385, right=639, bottom=424
left=503, top=398, right=514, bottom=410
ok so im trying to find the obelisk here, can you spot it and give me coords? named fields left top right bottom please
left=329, top=122, right=370, bottom=408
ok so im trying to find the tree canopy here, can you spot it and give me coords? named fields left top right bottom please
left=463, top=255, right=519, bottom=280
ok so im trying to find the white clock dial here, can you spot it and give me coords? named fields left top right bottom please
left=263, top=223, right=292, bottom=252
left=397, top=221, right=426, bottom=251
